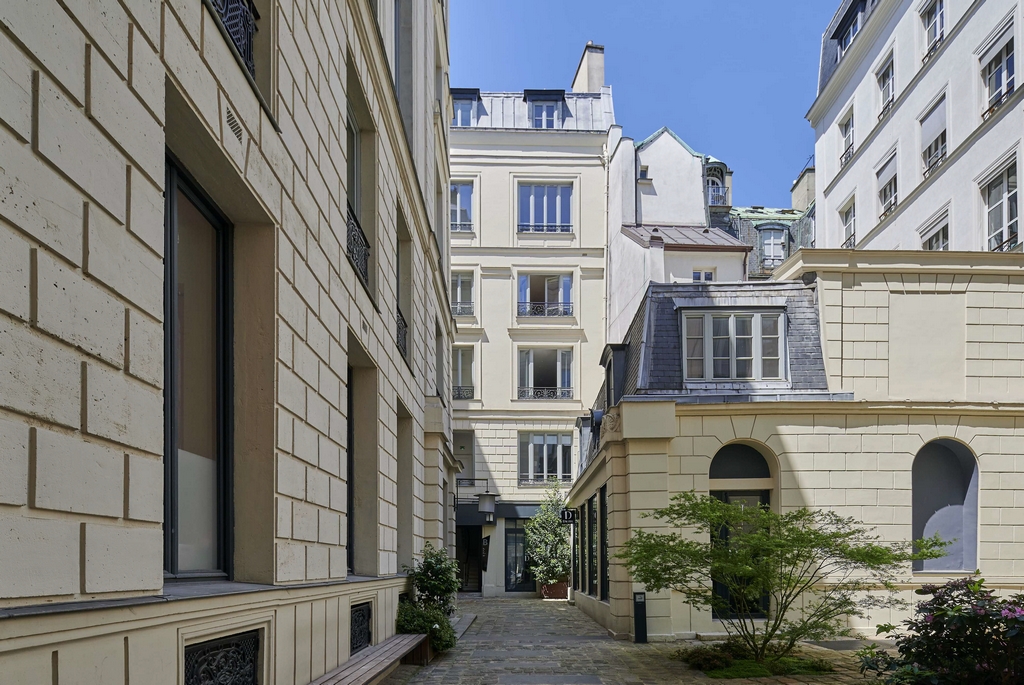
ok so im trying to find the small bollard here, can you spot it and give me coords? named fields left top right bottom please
left=633, top=591, right=647, bottom=643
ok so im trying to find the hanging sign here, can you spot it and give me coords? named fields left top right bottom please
left=559, top=509, right=578, bottom=524
left=481, top=535, right=491, bottom=572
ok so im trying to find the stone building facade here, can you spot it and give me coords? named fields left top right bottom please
left=0, top=0, right=458, bottom=681
left=570, top=249, right=1024, bottom=640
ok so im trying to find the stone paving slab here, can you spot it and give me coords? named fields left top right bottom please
left=380, top=598, right=867, bottom=685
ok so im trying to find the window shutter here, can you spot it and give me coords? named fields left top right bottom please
left=981, top=26, right=1013, bottom=67
left=921, top=97, right=946, bottom=148
left=877, top=154, right=897, bottom=186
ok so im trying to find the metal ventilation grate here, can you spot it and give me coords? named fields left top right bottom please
left=226, top=106, right=243, bottom=144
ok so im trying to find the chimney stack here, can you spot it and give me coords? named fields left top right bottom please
left=571, top=42, right=605, bottom=93
left=790, top=167, right=816, bottom=212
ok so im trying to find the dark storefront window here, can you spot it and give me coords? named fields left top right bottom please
left=505, top=518, right=536, bottom=592
left=588, top=495, right=597, bottom=595
left=600, top=485, right=609, bottom=601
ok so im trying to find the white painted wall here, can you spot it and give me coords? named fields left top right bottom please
left=636, top=132, right=708, bottom=226
left=664, top=251, right=746, bottom=283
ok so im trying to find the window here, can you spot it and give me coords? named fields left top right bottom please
left=518, top=184, right=572, bottom=233
left=345, top=101, right=372, bottom=290
left=505, top=518, right=535, bottom=592
left=452, top=347, right=473, bottom=399
left=683, top=312, right=785, bottom=381
left=346, top=108, right=361, bottom=217
left=692, top=270, right=714, bottom=282
left=452, top=99, right=474, bottom=126
left=878, top=154, right=898, bottom=219
left=706, top=167, right=729, bottom=206
left=840, top=113, right=855, bottom=168
left=841, top=202, right=856, bottom=247
left=923, top=0, right=944, bottom=56
left=921, top=97, right=947, bottom=177
left=518, top=433, right=572, bottom=484
left=532, top=102, right=558, bottom=128
left=877, top=57, right=895, bottom=115
left=986, top=163, right=1018, bottom=251
left=912, top=440, right=978, bottom=572
left=449, top=182, right=473, bottom=232
left=518, top=274, right=572, bottom=316
left=638, top=165, right=650, bottom=180
left=164, top=163, right=232, bottom=578
left=587, top=495, right=597, bottom=594
left=761, top=228, right=785, bottom=267
left=923, top=224, right=949, bottom=250
left=599, top=485, right=609, bottom=601
left=518, top=348, right=573, bottom=399
left=451, top=272, right=473, bottom=316
left=983, top=37, right=1014, bottom=117
left=838, top=12, right=860, bottom=59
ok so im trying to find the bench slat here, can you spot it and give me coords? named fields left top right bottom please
left=311, top=633, right=428, bottom=685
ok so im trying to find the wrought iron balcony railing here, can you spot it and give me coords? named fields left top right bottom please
left=984, top=87, right=1015, bottom=121
left=923, top=148, right=947, bottom=179
left=517, top=223, right=572, bottom=234
left=708, top=188, right=730, bottom=206
left=840, top=144, right=854, bottom=169
left=451, top=301, right=474, bottom=316
left=880, top=196, right=898, bottom=221
left=396, top=306, right=408, bottom=360
left=451, top=222, right=474, bottom=233
left=518, top=386, right=573, bottom=400
left=452, top=385, right=474, bottom=400
left=842, top=233, right=857, bottom=249
left=922, top=35, right=944, bottom=66
left=878, top=97, right=895, bottom=122
left=347, top=204, right=370, bottom=287
left=990, top=233, right=1021, bottom=253
left=212, top=0, right=259, bottom=77
left=517, top=302, right=573, bottom=317
left=518, top=476, right=573, bottom=487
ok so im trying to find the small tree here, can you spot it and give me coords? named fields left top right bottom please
left=524, top=481, right=571, bottom=586
left=618, top=492, right=945, bottom=664
left=404, top=542, right=461, bottom=616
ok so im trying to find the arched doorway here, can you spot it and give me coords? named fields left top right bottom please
left=912, top=439, right=979, bottom=572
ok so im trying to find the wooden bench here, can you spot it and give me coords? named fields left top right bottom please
left=309, top=633, right=429, bottom=685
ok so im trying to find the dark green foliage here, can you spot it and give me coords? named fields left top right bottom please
left=396, top=601, right=457, bottom=653
left=524, top=481, right=571, bottom=586
left=618, top=492, right=946, bottom=663
left=858, top=577, right=1024, bottom=684
left=672, top=645, right=733, bottom=671
left=404, top=542, right=460, bottom=616
left=670, top=642, right=835, bottom=678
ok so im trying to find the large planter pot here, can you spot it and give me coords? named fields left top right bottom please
left=540, top=581, right=568, bottom=599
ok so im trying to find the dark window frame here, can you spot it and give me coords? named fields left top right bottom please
left=599, top=485, right=609, bottom=601
left=163, top=158, right=235, bottom=581
left=587, top=495, right=597, bottom=595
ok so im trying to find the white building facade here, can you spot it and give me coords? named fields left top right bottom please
left=810, top=0, right=1022, bottom=253
left=448, top=44, right=612, bottom=596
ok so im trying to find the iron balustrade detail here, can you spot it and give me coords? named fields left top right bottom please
left=923, top=35, right=944, bottom=65
left=452, top=385, right=474, bottom=400
left=451, top=222, right=474, bottom=232
left=184, top=631, right=260, bottom=685
left=840, top=144, right=855, bottom=169
left=991, top=235, right=1021, bottom=253
left=211, top=0, right=259, bottom=77
left=346, top=204, right=370, bottom=287
left=517, top=223, right=572, bottom=234
left=984, top=88, right=1015, bottom=121
left=842, top=233, right=857, bottom=249
left=351, top=602, right=372, bottom=654
left=396, top=306, right=408, bottom=359
left=880, top=197, right=898, bottom=221
left=924, top=149, right=947, bottom=179
left=451, top=301, right=474, bottom=316
left=878, top=98, right=895, bottom=122
left=518, top=387, right=573, bottom=400
left=708, top=188, right=730, bottom=206
left=517, top=302, right=573, bottom=317
left=518, top=476, right=573, bottom=487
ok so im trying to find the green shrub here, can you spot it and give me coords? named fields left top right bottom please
left=677, top=645, right=733, bottom=671
left=404, top=542, right=460, bottom=616
left=524, top=482, right=570, bottom=586
left=396, top=601, right=457, bottom=653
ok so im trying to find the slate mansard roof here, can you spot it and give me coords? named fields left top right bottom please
left=611, top=281, right=836, bottom=404
left=817, top=0, right=883, bottom=95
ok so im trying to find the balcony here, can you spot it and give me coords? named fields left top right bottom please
left=517, top=223, right=572, bottom=234
left=517, top=302, right=573, bottom=317
left=212, top=0, right=259, bottom=76
left=346, top=204, right=370, bottom=288
left=518, top=476, right=573, bottom=487
left=879, top=196, right=898, bottom=221
left=984, top=88, right=1015, bottom=121
left=923, top=148, right=947, bottom=179
left=452, top=386, right=474, bottom=400
left=396, top=307, right=408, bottom=360
left=518, top=387, right=573, bottom=400
left=451, top=301, right=474, bottom=317
left=842, top=233, right=857, bottom=249
left=451, top=222, right=474, bottom=233
left=708, top=188, right=730, bottom=206
left=840, top=144, right=854, bottom=169
left=922, top=35, right=944, bottom=66
left=878, top=98, right=895, bottom=122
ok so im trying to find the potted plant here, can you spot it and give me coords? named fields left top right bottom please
left=525, top=481, right=571, bottom=599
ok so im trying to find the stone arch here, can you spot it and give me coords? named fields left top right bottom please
left=912, top=438, right=979, bottom=572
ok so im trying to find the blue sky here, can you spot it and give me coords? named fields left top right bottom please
left=449, top=1, right=839, bottom=208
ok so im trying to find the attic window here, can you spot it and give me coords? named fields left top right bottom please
left=683, top=312, right=786, bottom=381
left=639, top=166, right=650, bottom=180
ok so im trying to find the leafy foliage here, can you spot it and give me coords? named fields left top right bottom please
left=396, top=600, right=457, bottom=652
left=670, top=643, right=835, bottom=678
left=524, top=481, right=571, bottom=586
left=858, top=577, right=1024, bottom=684
left=618, top=492, right=946, bottom=663
left=670, top=644, right=734, bottom=670
left=404, top=542, right=461, bottom=617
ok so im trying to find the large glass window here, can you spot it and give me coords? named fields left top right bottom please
left=518, top=433, right=572, bottom=484
left=587, top=495, right=597, bottom=594
left=986, top=163, right=1018, bottom=251
left=877, top=57, right=895, bottom=112
left=452, top=346, right=474, bottom=399
left=505, top=518, right=535, bottom=592
left=164, top=164, right=231, bottom=577
left=921, top=97, right=947, bottom=177
left=761, top=228, right=785, bottom=267
left=450, top=182, right=473, bottom=232
left=683, top=312, right=785, bottom=382
left=840, top=113, right=855, bottom=167
left=877, top=154, right=898, bottom=219
left=450, top=272, right=474, bottom=316
left=984, top=38, right=1014, bottom=116
left=517, top=274, right=572, bottom=316
left=518, top=184, right=572, bottom=233
left=923, top=224, right=949, bottom=251
left=599, top=485, right=609, bottom=601
left=923, top=0, right=944, bottom=52
left=841, top=202, right=856, bottom=247
left=518, top=348, right=573, bottom=399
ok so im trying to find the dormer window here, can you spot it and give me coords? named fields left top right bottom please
left=683, top=312, right=785, bottom=381
left=533, top=102, right=559, bottom=128
left=524, top=90, right=565, bottom=129
left=452, top=100, right=474, bottom=126
left=838, top=11, right=860, bottom=60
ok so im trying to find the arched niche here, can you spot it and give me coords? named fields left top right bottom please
left=708, top=443, right=776, bottom=509
left=912, top=439, right=979, bottom=572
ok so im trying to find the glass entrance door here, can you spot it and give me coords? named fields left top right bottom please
left=710, top=490, right=770, bottom=618
left=505, top=518, right=536, bottom=592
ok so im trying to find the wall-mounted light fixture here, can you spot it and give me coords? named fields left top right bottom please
left=477, top=489, right=497, bottom=524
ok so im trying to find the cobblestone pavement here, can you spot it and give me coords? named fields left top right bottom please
left=380, top=598, right=868, bottom=684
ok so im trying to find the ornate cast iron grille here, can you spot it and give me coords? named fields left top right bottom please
left=396, top=307, right=408, bottom=359
left=517, top=223, right=572, bottom=234
left=451, top=301, right=474, bottom=316
left=351, top=602, right=373, bottom=654
left=452, top=385, right=474, bottom=400
left=518, top=386, right=573, bottom=400
left=517, top=302, right=573, bottom=317
left=347, top=204, right=371, bottom=288
left=211, top=0, right=259, bottom=77
left=184, top=631, right=260, bottom=685
left=840, top=144, right=854, bottom=169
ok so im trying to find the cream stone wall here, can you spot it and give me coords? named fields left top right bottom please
left=0, top=0, right=456, bottom=679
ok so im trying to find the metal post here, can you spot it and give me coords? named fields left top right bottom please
left=633, top=591, right=647, bottom=643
